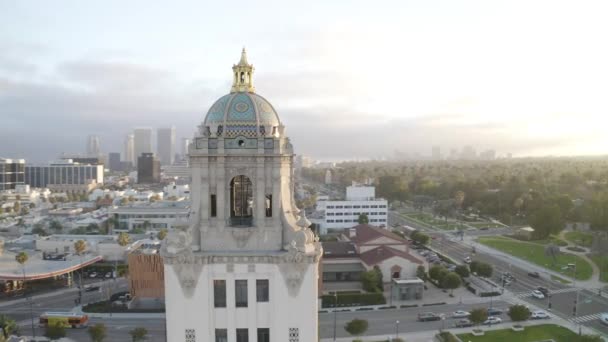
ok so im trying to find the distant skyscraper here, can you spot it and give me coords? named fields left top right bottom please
left=137, top=153, right=161, bottom=183
left=133, top=128, right=152, bottom=166
left=432, top=146, right=441, bottom=160
left=108, top=152, right=121, bottom=172
left=157, top=127, right=176, bottom=165
left=0, top=158, right=25, bottom=191
left=86, top=135, right=100, bottom=156
left=181, top=138, right=190, bottom=158
left=124, top=134, right=135, bottom=165
left=461, top=145, right=477, bottom=160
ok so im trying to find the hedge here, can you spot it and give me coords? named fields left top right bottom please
left=321, top=293, right=386, bottom=308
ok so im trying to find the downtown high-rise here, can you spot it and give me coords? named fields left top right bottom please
left=157, top=126, right=176, bottom=165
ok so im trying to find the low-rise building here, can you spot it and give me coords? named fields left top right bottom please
left=0, top=158, right=25, bottom=191
left=108, top=201, right=190, bottom=231
left=128, top=240, right=164, bottom=299
left=24, top=160, right=104, bottom=194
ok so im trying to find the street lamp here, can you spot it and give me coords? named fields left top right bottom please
left=332, top=293, right=338, bottom=342
left=395, top=320, right=400, bottom=338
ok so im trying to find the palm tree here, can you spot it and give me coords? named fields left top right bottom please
left=15, top=252, right=35, bottom=339
left=117, top=232, right=131, bottom=247
left=158, top=228, right=168, bottom=241
left=0, top=315, right=18, bottom=339
left=73, top=240, right=87, bottom=305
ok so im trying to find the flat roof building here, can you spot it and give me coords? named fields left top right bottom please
left=0, top=158, right=25, bottom=191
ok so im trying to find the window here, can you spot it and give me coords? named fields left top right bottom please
left=344, top=205, right=352, bottom=208
left=215, top=329, right=227, bottom=342
left=214, top=280, right=226, bottom=308
left=353, top=205, right=361, bottom=209
left=230, top=175, right=253, bottom=226
left=236, top=328, right=249, bottom=342
left=289, top=328, right=299, bottom=342
left=257, top=328, right=270, bottom=342
left=362, top=205, right=370, bottom=208
left=327, top=212, right=334, bottom=216
left=327, top=219, right=334, bottom=223
left=326, top=205, right=334, bottom=209
left=210, top=194, right=217, bottom=217
left=256, top=279, right=269, bottom=302
left=235, top=280, right=248, bottom=307
left=265, top=194, right=272, bottom=217
left=335, top=205, right=344, bottom=209
left=371, top=205, right=379, bottom=208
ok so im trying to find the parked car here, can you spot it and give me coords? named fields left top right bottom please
left=452, top=310, right=471, bottom=318
left=601, top=313, right=608, bottom=326
left=487, top=308, right=503, bottom=316
left=418, top=312, right=441, bottom=322
left=105, top=272, right=112, bottom=279
left=537, top=287, right=550, bottom=297
left=532, top=290, right=545, bottom=299
left=84, top=285, right=100, bottom=292
left=528, top=271, right=540, bottom=278
left=89, top=272, right=98, bottom=278
left=454, top=319, right=474, bottom=328
left=531, top=310, right=550, bottom=319
left=483, top=316, right=502, bottom=325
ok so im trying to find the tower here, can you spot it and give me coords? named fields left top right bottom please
left=124, top=134, right=135, bottom=165
left=87, top=135, right=100, bottom=156
left=161, top=50, right=322, bottom=342
left=133, top=128, right=153, bottom=166
left=158, top=126, right=176, bottom=165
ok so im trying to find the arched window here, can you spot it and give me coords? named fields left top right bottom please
left=230, top=175, right=253, bottom=226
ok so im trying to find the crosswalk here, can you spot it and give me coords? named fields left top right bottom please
left=570, top=313, right=605, bottom=323
left=513, top=288, right=577, bottom=298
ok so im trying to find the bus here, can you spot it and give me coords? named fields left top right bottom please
left=39, top=312, right=89, bottom=328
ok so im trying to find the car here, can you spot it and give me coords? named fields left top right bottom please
left=418, top=312, right=442, bottom=322
left=531, top=310, right=550, bottom=319
left=105, top=272, right=112, bottom=278
left=454, top=319, right=474, bottom=328
left=487, top=308, right=503, bottom=316
left=528, top=271, right=540, bottom=278
left=452, top=310, right=471, bottom=318
left=483, top=316, right=502, bottom=325
left=479, top=227, right=489, bottom=231
left=601, top=313, right=608, bottom=326
left=532, top=290, right=545, bottom=299
left=84, top=285, right=100, bottom=292
left=89, top=272, right=98, bottom=278
left=537, top=287, right=550, bottom=297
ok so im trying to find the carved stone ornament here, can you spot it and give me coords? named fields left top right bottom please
left=161, top=225, right=203, bottom=298
left=278, top=241, right=310, bottom=297
left=231, top=228, right=255, bottom=248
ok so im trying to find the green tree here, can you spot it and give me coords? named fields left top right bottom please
left=411, top=231, right=430, bottom=245
left=373, top=266, right=383, bottom=289
left=344, top=319, right=368, bottom=339
left=158, top=228, right=168, bottom=241
left=441, top=272, right=462, bottom=295
left=429, top=265, right=448, bottom=284
left=358, top=213, right=369, bottom=224
left=45, top=321, right=66, bottom=340
left=416, top=265, right=426, bottom=281
left=469, top=308, right=488, bottom=326
left=0, top=315, right=18, bottom=338
left=129, top=327, right=148, bottom=342
left=32, top=224, right=48, bottom=237
left=454, top=265, right=470, bottom=278
left=49, top=220, right=63, bottom=232
left=578, top=335, right=604, bottom=342
left=118, top=232, right=131, bottom=247
left=13, top=202, right=20, bottom=215
left=86, top=223, right=99, bottom=233
left=530, top=204, right=564, bottom=239
left=508, top=304, right=531, bottom=322
left=476, top=262, right=493, bottom=278
left=360, top=270, right=380, bottom=293
left=88, top=324, right=107, bottom=342
left=74, top=240, right=87, bottom=302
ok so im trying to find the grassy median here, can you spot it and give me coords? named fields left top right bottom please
left=457, top=324, right=579, bottom=342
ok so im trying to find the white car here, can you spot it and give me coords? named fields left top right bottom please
left=452, top=310, right=471, bottom=318
left=484, top=316, right=502, bottom=325
left=532, top=290, right=545, bottom=299
left=89, top=272, right=98, bottom=278
left=600, top=313, right=608, bottom=326
left=531, top=310, right=550, bottom=319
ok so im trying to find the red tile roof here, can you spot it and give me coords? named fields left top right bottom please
left=346, top=224, right=407, bottom=245
left=359, top=245, right=423, bottom=266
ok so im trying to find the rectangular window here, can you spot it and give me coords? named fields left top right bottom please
left=215, top=329, right=227, bottom=342
left=326, top=205, right=334, bottom=209
left=265, top=194, right=272, bottom=217
left=257, top=328, right=270, bottom=342
left=353, top=205, right=361, bottom=209
left=235, top=279, right=248, bottom=307
left=214, top=280, right=226, bottom=308
left=327, top=219, right=334, bottom=223
left=256, top=279, right=269, bottom=302
left=210, top=194, right=217, bottom=217
left=236, top=328, right=249, bottom=342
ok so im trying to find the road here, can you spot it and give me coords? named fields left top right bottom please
left=389, top=210, right=608, bottom=336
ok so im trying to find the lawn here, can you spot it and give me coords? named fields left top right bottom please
left=588, top=254, right=608, bottom=283
left=457, top=324, right=579, bottom=342
left=564, top=231, right=594, bottom=247
left=469, top=222, right=505, bottom=229
left=477, top=236, right=593, bottom=280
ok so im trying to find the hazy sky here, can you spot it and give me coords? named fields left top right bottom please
left=1, top=0, right=607, bottom=162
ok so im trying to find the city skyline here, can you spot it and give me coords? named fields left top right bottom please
left=1, top=1, right=607, bottom=163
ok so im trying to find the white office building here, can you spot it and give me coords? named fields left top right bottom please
left=133, top=128, right=153, bottom=166
left=24, top=160, right=104, bottom=194
left=109, top=201, right=190, bottom=232
left=161, top=50, right=321, bottom=342
left=157, top=127, right=176, bottom=165
left=316, top=184, right=388, bottom=234
left=124, top=134, right=135, bottom=165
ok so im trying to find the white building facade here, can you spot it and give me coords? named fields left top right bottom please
left=109, top=202, right=190, bottom=231
left=316, top=185, right=388, bottom=234
left=161, top=50, right=322, bottom=342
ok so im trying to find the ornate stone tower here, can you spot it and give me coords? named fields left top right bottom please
left=161, top=49, right=322, bottom=342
